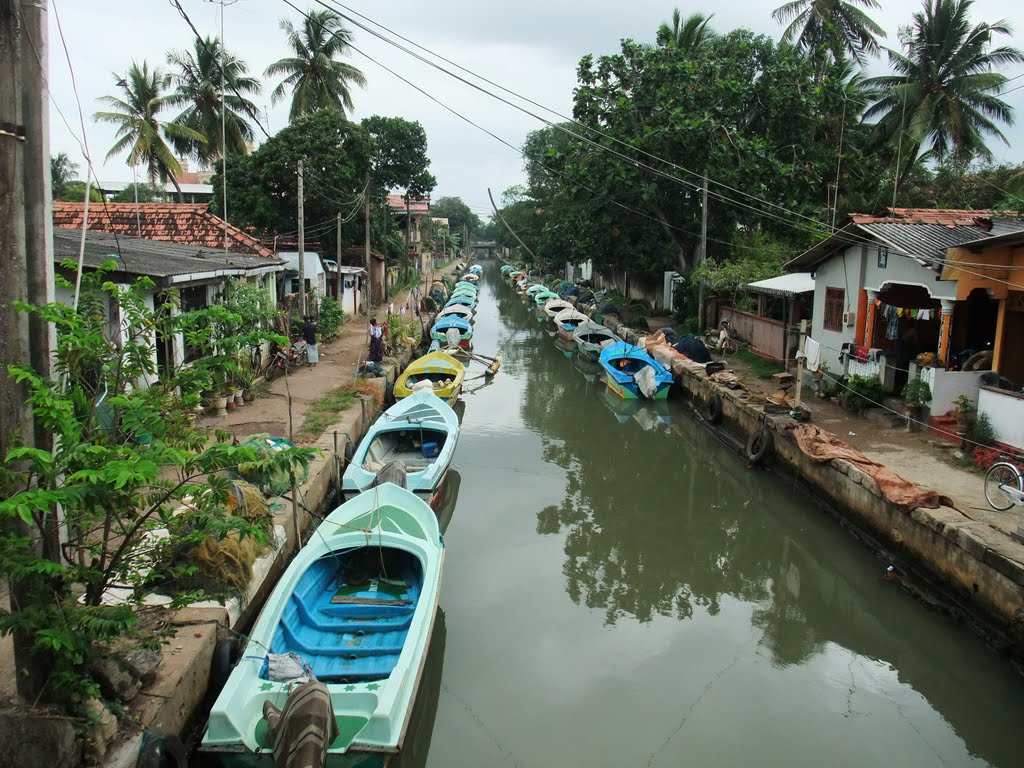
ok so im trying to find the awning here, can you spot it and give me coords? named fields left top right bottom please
left=745, top=273, right=815, bottom=298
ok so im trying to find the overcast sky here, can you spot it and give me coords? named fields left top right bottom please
left=48, top=0, right=1024, bottom=222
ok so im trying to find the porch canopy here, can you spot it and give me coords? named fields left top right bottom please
left=745, top=273, right=814, bottom=298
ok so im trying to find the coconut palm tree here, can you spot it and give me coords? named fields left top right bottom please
left=50, top=152, right=79, bottom=199
left=772, top=0, right=885, bottom=67
left=264, top=9, right=367, bottom=121
left=864, top=0, right=1024, bottom=186
left=94, top=61, right=204, bottom=197
left=165, top=36, right=261, bottom=165
left=656, top=9, right=716, bottom=51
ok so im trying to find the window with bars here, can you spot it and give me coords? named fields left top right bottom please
left=824, top=288, right=844, bottom=332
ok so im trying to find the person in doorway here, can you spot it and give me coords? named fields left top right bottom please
left=302, top=315, right=319, bottom=367
left=368, top=317, right=384, bottom=363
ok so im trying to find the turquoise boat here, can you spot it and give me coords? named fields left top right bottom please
left=598, top=341, right=673, bottom=400
left=342, top=390, right=460, bottom=499
left=199, top=483, right=444, bottom=767
left=525, top=284, right=546, bottom=302
left=453, top=281, right=478, bottom=294
left=435, top=303, right=474, bottom=323
left=430, top=315, right=472, bottom=348
left=445, top=293, right=476, bottom=309
left=532, top=289, right=559, bottom=307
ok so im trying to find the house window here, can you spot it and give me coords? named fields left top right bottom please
left=824, top=288, right=845, bottom=332
left=180, top=285, right=209, bottom=364
left=877, top=247, right=888, bottom=269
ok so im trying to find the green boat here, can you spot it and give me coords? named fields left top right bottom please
left=199, top=483, right=445, bottom=766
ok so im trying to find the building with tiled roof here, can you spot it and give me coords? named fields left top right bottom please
left=52, top=202, right=276, bottom=259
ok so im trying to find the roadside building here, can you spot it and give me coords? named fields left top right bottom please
left=386, top=194, right=431, bottom=274
left=716, top=273, right=814, bottom=363
left=53, top=227, right=284, bottom=383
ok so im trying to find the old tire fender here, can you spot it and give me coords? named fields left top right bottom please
left=745, top=427, right=772, bottom=465
left=136, top=731, right=187, bottom=768
left=704, top=392, right=723, bottom=424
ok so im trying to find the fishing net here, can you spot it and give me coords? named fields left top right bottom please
left=234, top=435, right=308, bottom=497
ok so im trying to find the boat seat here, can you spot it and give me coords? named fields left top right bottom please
left=290, top=595, right=414, bottom=634
left=280, top=623, right=406, bottom=657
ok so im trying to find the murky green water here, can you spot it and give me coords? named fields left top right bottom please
left=408, top=263, right=1024, bottom=768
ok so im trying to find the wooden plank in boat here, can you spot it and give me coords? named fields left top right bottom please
left=330, top=595, right=412, bottom=606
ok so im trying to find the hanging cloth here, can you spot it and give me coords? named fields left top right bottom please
left=803, top=337, right=822, bottom=371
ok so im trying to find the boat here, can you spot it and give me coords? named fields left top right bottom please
left=573, top=320, right=621, bottom=361
left=552, top=308, right=589, bottom=342
left=500, top=265, right=515, bottom=276
left=453, top=281, right=478, bottom=294
left=199, top=482, right=444, bottom=766
left=462, top=273, right=480, bottom=283
left=531, top=289, right=560, bottom=307
left=435, top=303, right=474, bottom=323
left=598, top=341, right=674, bottom=400
left=342, top=390, right=460, bottom=498
left=394, top=351, right=465, bottom=406
left=449, top=288, right=477, bottom=303
left=467, top=264, right=483, bottom=275
left=542, top=298, right=575, bottom=322
left=445, top=293, right=476, bottom=309
left=430, top=315, right=472, bottom=348
left=525, top=284, right=546, bottom=302
left=573, top=350, right=603, bottom=382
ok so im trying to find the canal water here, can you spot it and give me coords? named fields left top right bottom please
left=411, top=263, right=1024, bottom=768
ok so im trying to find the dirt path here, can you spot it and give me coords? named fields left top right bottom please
left=721, top=353, right=1024, bottom=538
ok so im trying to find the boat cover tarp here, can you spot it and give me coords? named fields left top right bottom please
left=787, top=423, right=957, bottom=512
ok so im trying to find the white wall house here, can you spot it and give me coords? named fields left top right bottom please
left=278, top=251, right=327, bottom=303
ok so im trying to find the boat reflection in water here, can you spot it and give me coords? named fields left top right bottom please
left=572, top=350, right=602, bottom=383
left=553, top=335, right=575, bottom=358
left=599, top=387, right=672, bottom=430
left=430, top=469, right=461, bottom=536
left=391, top=608, right=447, bottom=768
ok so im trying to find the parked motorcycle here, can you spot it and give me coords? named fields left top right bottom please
left=263, top=336, right=308, bottom=381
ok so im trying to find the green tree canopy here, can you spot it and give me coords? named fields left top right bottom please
left=56, top=181, right=103, bottom=203
left=50, top=152, right=79, bottom=199
left=110, top=182, right=166, bottom=203
left=265, top=9, right=367, bottom=121
left=430, top=197, right=482, bottom=240
left=772, top=0, right=885, bottom=69
left=165, top=35, right=262, bottom=165
left=864, top=0, right=1024, bottom=186
left=94, top=60, right=204, bottom=195
left=361, top=115, right=436, bottom=197
left=211, top=108, right=373, bottom=255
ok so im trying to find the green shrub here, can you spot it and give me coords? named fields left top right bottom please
left=969, top=411, right=998, bottom=447
left=318, top=296, right=345, bottom=340
left=840, top=374, right=884, bottom=413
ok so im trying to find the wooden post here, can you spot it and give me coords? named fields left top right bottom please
left=364, top=181, right=371, bottom=318
left=697, top=170, right=708, bottom=329
left=794, top=319, right=807, bottom=409
left=335, top=211, right=342, bottom=303
left=297, top=159, right=305, bottom=317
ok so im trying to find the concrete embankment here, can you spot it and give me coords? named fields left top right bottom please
left=106, top=342, right=419, bottom=767
left=598, top=311, right=1024, bottom=657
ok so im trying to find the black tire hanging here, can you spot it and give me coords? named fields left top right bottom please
left=704, top=392, right=723, bottom=424
left=745, top=427, right=772, bottom=465
left=384, top=381, right=396, bottom=406
left=209, top=637, right=240, bottom=700
left=136, top=731, right=187, bottom=768
left=343, top=438, right=356, bottom=466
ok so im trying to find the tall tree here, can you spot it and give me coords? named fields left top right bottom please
left=361, top=115, right=436, bottom=197
left=165, top=36, right=261, bottom=165
left=772, top=0, right=885, bottom=68
left=656, top=8, right=716, bottom=51
left=265, top=9, right=367, bottom=121
left=864, top=0, right=1024, bottom=186
left=50, top=152, right=79, bottom=199
left=430, top=197, right=482, bottom=240
left=94, top=61, right=204, bottom=196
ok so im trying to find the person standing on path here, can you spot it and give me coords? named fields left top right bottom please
left=302, top=315, right=319, bottom=367
left=368, top=317, right=384, bottom=363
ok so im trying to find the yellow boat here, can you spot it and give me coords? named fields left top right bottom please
left=394, top=351, right=465, bottom=406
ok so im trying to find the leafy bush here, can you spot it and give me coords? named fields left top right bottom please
left=318, top=296, right=345, bottom=340
left=0, top=263, right=311, bottom=713
left=900, top=377, right=932, bottom=406
left=840, top=374, right=884, bottom=413
left=968, top=412, right=998, bottom=447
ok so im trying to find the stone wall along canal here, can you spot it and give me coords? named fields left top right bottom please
left=413, top=263, right=1024, bottom=768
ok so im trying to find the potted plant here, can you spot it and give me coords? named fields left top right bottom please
left=953, top=393, right=975, bottom=440
left=900, top=377, right=931, bottom=431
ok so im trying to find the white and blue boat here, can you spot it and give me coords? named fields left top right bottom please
left=445, top=293, right=476, bottom=309
left=599, top=341, right=674, bottom=400
left=199, top=483, right=445, bottom=766
left=430, top=315, right=472, bottom=349
left=342, top=391, right=460, bottom=500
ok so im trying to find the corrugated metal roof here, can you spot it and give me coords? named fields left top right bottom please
left=860, top=222, right=985, bottom=263
left=746, top=272, right=815, bottom=297
left=53, top=227, right=284, bottom=283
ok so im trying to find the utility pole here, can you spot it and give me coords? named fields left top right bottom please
left=297, top=159, right=305, bottom=317
left=335, top=211, right=341, bottom=303
left=697, top=170, right=708, bottom=331
left=404, top=193, right=411, bottom=285
left=364, top=179, right=371, bottom=317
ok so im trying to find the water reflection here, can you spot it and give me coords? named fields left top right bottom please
left=497, top=272, right=1024, bottom=767
left=392, top=608, right=446, bottom=768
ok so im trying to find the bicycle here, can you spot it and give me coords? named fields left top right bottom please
left=984, top=457, right=1024, bottom=511
left=703, top=319, right=739, bottom=356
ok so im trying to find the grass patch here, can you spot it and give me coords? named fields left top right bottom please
left=735, top=348, right=786, bottom=380
left=295, top=386, right=360, bottom=442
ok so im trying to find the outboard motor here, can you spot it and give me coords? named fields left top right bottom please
left=374, top=459, right=408, bottom=489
